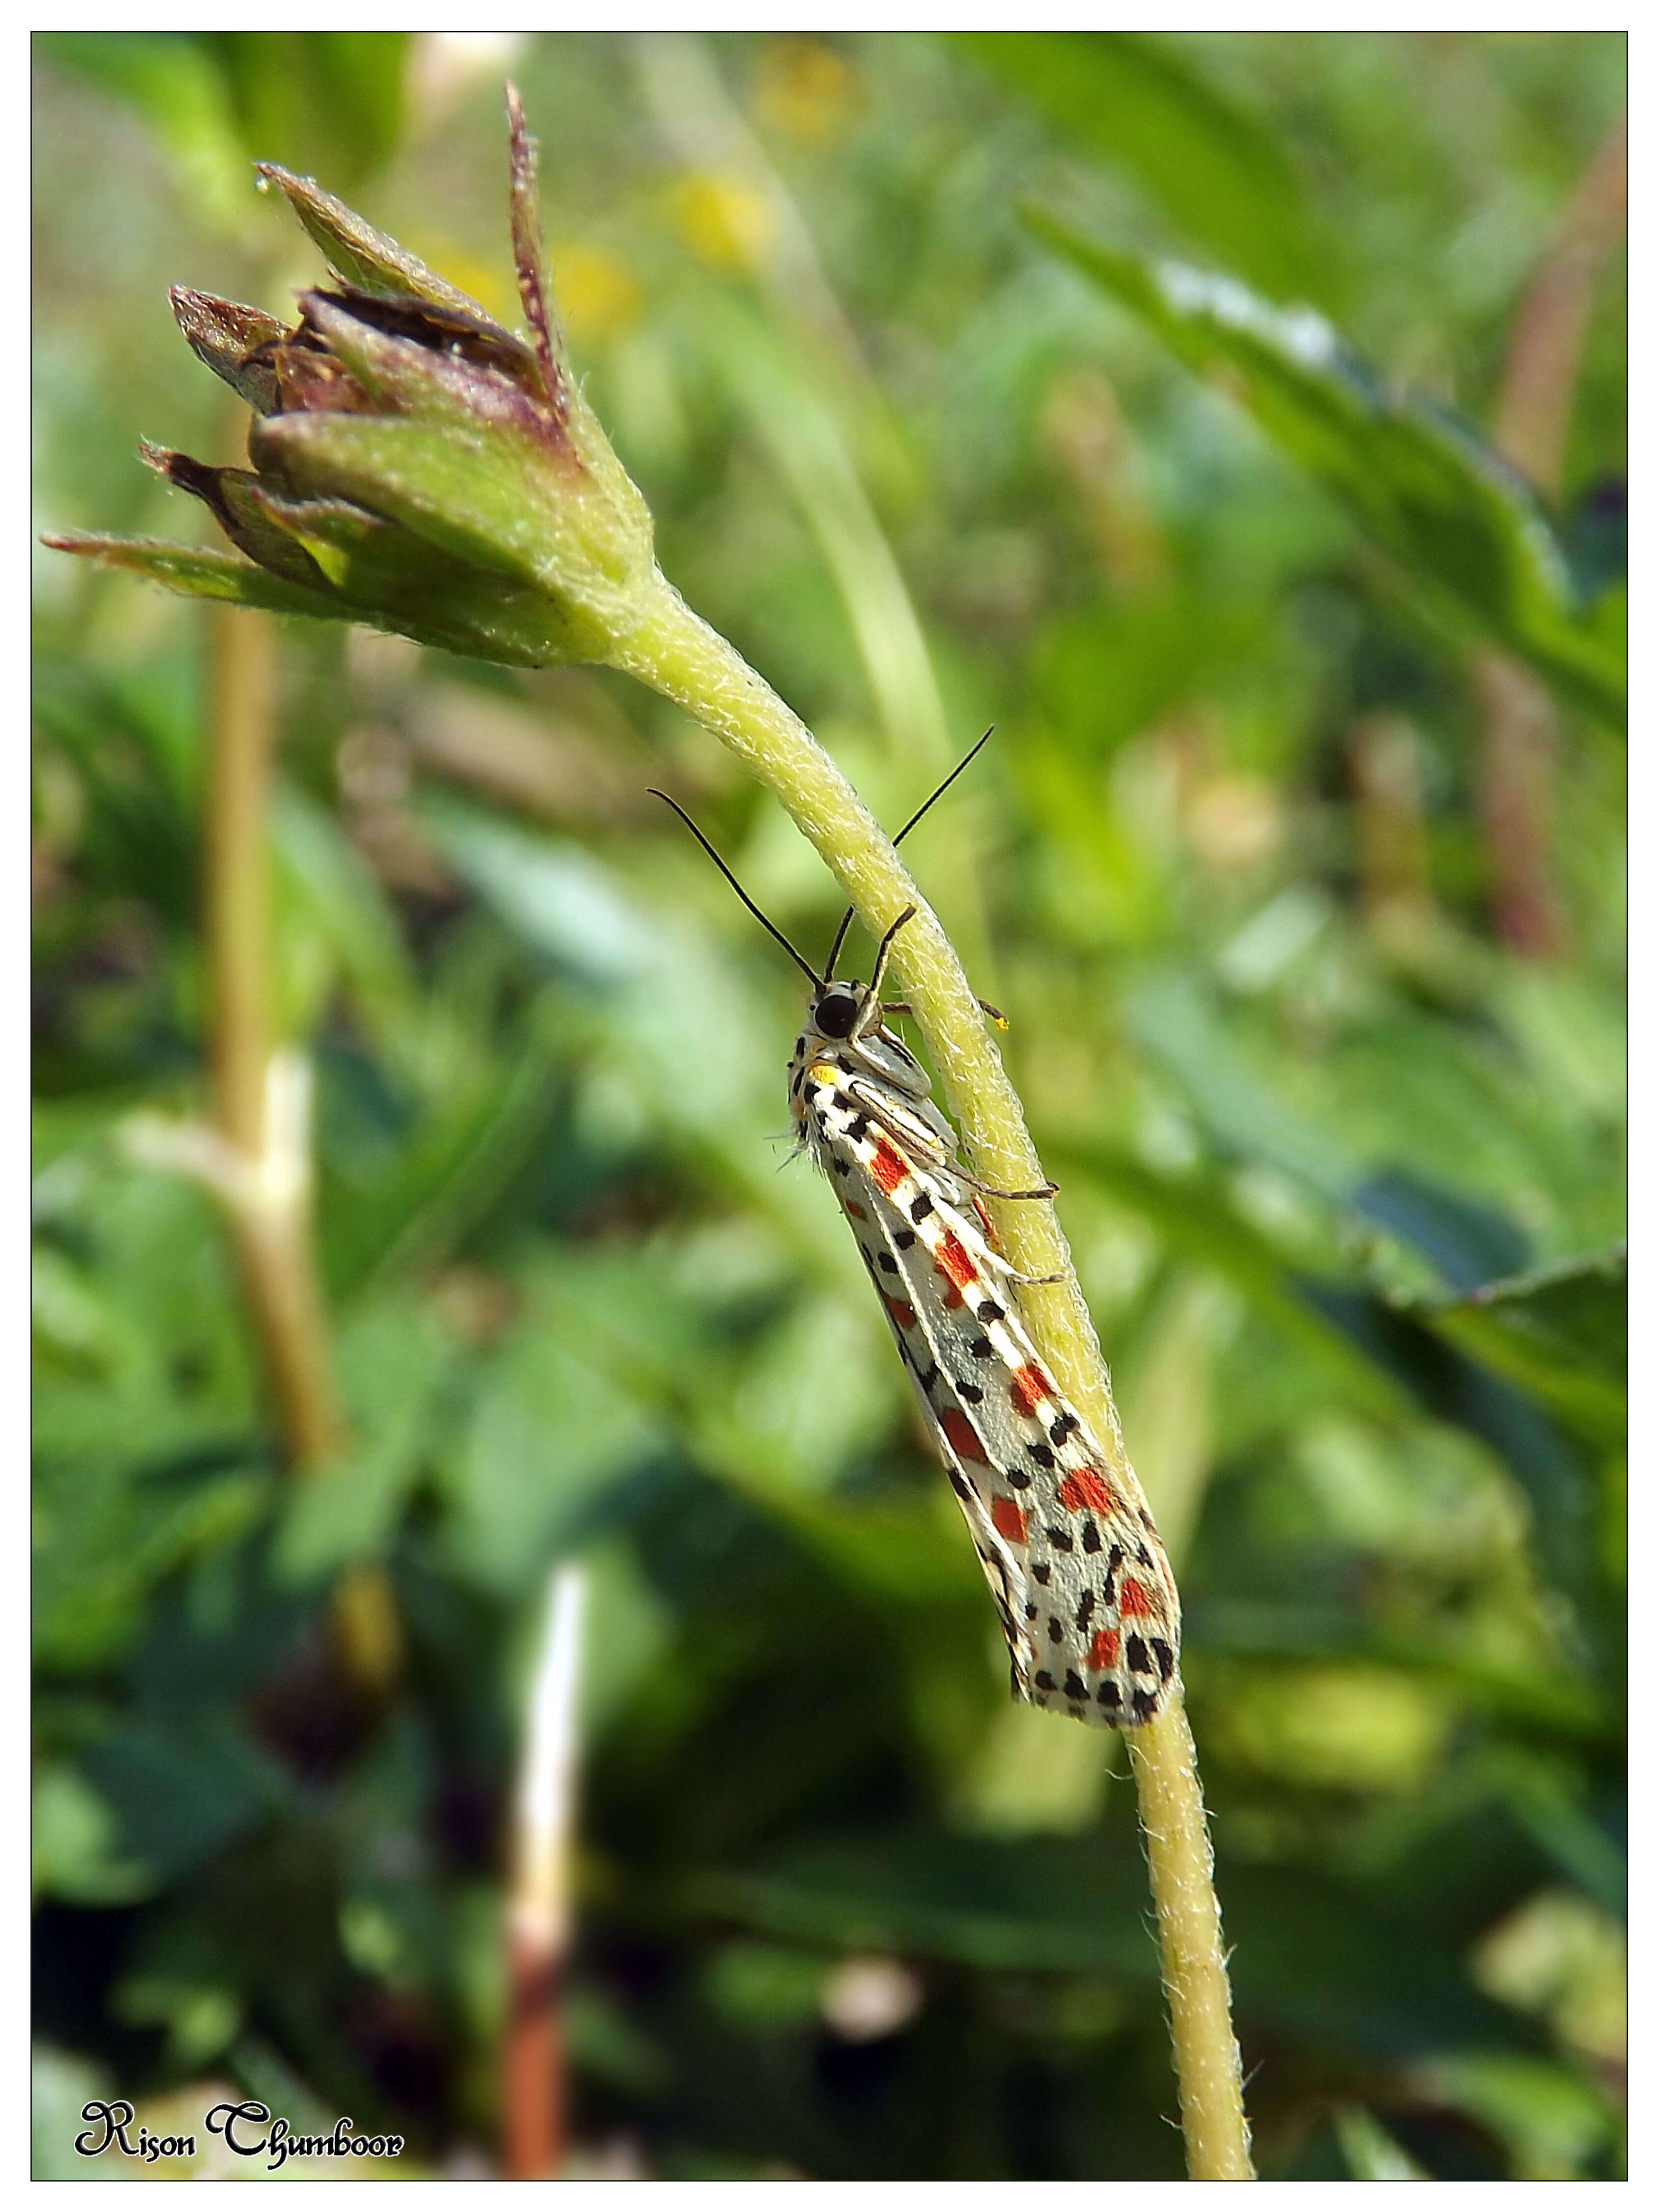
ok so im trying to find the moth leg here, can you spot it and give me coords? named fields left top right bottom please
left=960, top=1168, right=1060, bottom=1202
left=879, top=997, right=1007, bottom=1029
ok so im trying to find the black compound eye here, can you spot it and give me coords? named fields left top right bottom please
left=815, top=990, right=860, bottom=1039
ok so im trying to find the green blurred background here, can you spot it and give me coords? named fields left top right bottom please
left=32, top=30, right=1624, bottom=2180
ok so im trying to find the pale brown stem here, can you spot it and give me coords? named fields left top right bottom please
left=1474, top=649, right=1570, bottom=961
left=208, top=605, right=278, bottom=1161
left=208, top=605, right=343, bottom=1467
left=1350, top=712, right=1433, bottom=934
left=1493, top=114, right=1626, bottom=500
left=504, top=1567, right=586, bottom=2179
left=1478, top=111, right=1625, bottom=960
left=206, top=606, right=399, bottom=1693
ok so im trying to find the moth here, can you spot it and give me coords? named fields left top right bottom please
left=654, top=741, right=1180, bottom=1727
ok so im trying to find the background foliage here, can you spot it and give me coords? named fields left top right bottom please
left=33, top=30, right=1624, bottom=2180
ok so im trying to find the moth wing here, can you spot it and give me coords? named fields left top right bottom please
left=867, top=1171, right=1181, bottom=1729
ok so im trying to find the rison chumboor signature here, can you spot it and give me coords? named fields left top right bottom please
left=76, top=2096, right=405, bottom=2171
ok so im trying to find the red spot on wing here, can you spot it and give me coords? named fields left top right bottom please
left=1088, top=1628, right=1122, bottom=1671
left=1058, top=1467, right=1115, bottom=1514
left=883, top=1295, right=917, bottom=1332
left=936, top=1230, right=977, bottom=1292
left=871, top=1138, right=907, bottom=1195
left=1118, top=1576, right=1154, bottom=1618
left=1008, top=1364, right=1052, bottom=1418
left=844, top=1200, right=868, bottom=1221
left=991, top=1497, right=1028, bottom=1543
left=940, top=1407, right=990, bottom=1465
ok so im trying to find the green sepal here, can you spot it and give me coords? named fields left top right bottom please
left=239, top=488, right=584, bottom=665
left=42, top=535, right=346, bottom=620
left=46, top=529, right=577, bottom=669
left=256, top=162, right=488, bottom=319
left=249, top=408, right=650, bottom=647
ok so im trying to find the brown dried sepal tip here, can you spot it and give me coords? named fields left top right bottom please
left=506, top=81, right=567, bottom=424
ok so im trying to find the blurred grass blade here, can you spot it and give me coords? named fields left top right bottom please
left=705, top=1835, right=1528, bottom=2056
left=961, top=31, right=1326, bottom=305
left=36, top=31, right=251, bottom=234
left=1053, top=1141, right=1399, bottom=1413
left=1024, top=213, right=1626, bottom=726
left=1411, top=1246, right=1626, bottom=1445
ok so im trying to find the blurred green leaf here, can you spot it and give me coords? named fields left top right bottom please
left=80, top=1716, right=288, bottom=1885
left=1411, top=2052, right=1618, bottom=2180
left=197, top=31, right=411, bottom=183
left=273, top=1298, right=459, bottom=1580
left=32, top=1762, right=153, bottom=1906
left=706, top=1831, right=1526, bottom=2056
left=961, top=31, right=1327, bottom=305
left=1411, top=1248, right=1625, bottom=1445
left=38, top=30, right=410, bottom=225
left=1024, top=215, right=1626, bottom=725
left=36, top=32, right=251, bottom=233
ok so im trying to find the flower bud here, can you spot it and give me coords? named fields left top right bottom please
left=48, top=87, right=657, bottom=671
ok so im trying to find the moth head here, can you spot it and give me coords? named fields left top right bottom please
left=811, top=981, right=867, bottom=1041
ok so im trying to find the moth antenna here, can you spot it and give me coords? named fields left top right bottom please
left=822, top=726, right=995, bottom=980
left=864, top=903, right=917, bottom=1007
left=649, top=791, right=822, bottom=986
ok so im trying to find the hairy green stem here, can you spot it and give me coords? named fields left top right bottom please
left=610, top=565, right=1253, bottom=2179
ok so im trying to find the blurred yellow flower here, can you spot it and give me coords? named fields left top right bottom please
left=753, top=37, right=859, bottom=144
left=404, top=236, right=518, bottom=326
left=552, top=241, right=643, bottom=344
left=671, top=172, right=775, bottom=275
